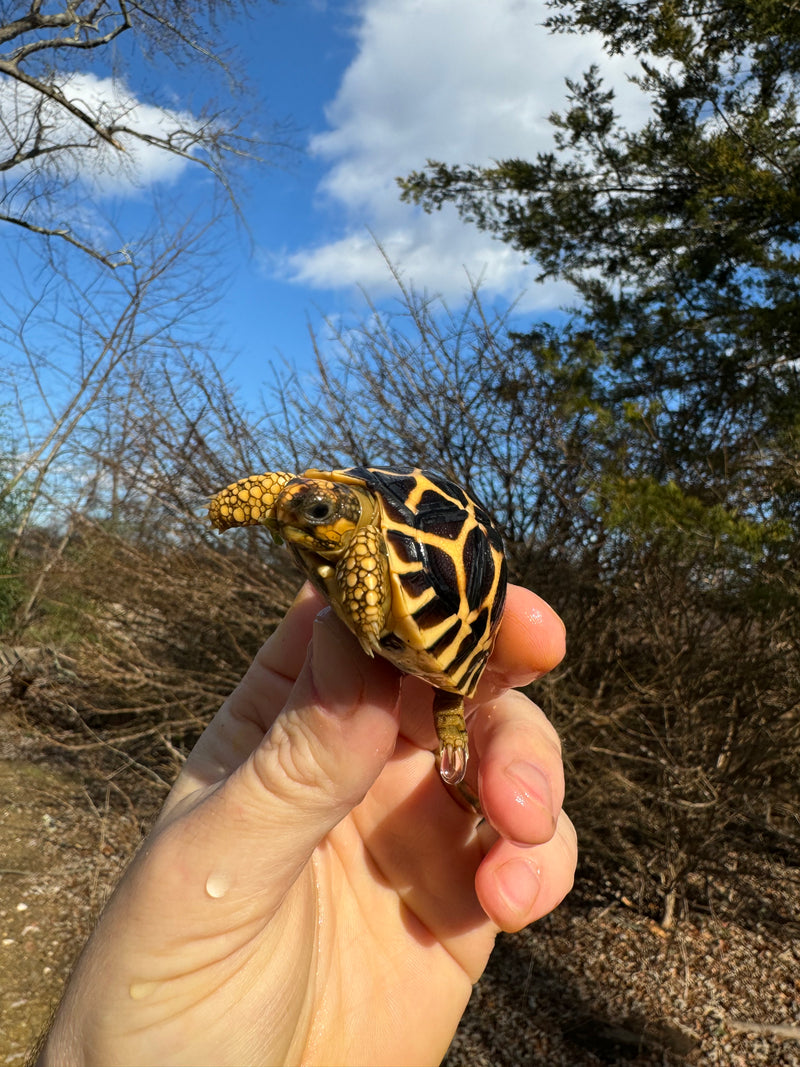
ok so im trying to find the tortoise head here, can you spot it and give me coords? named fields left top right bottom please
left=275, top=478, right=367, bottom=553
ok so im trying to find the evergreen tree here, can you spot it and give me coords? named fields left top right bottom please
left=400, top=0, right=799, bottom=578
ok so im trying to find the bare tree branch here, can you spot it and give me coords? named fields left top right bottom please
left=0, top=4, right=130, bottom=63
left=0, top=209, right=130, bottom=266
left=0, top=1, right=286, bottom=263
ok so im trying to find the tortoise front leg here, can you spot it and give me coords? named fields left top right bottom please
left=334, top=524, right=391, bottom=656
left=208, top=472, right=293, bottom=533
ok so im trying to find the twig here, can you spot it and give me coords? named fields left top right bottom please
left=726, top=1019, right=800, bottom=1041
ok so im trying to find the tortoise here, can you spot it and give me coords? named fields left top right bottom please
left=208, top=466, right=507, bottom=786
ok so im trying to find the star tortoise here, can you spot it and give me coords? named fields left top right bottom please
left=208, top=466, right=507, bottom=786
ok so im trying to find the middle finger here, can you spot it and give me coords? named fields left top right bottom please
left=471, top=688, right=565, bottom=846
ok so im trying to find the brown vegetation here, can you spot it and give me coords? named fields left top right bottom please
left=3, top=281, right=798, bottom=929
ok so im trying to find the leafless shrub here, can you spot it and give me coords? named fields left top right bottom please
left=1, top=240, right=299, bottom=807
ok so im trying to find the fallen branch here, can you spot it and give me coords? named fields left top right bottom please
left=726, top=1019, right=800, bottom=1041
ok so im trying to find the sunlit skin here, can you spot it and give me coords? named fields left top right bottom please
left=38, top=582, right=576, bottom=1067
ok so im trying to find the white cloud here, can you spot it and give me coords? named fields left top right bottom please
left=287, top=206, right=578, bottom=312
left=0, top=72, right=197, bottom=194
left=284, top=0, right=648, bottom=305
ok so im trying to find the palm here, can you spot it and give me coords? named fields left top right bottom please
left=293, top=747, right=496, bottom=1065
left=132, top=740, right=492, bottom=1066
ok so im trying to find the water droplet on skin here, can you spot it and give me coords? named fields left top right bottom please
left=439, top=744, right=467, bottom=785
left=129, top=980, right=157, bottom=1000
left=205, top=872, right=230, bottom=899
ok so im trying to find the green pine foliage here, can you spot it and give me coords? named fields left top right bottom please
left=399, top=1, right=799, bottom=533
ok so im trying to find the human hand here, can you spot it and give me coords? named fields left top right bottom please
left=39, top=582, right=576, bottom=1067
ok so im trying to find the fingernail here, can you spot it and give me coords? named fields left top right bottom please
left=494, top=857, right=540, bottom=917
left=506, top=761, right=555, bottom=823
left=310, top=612, right=365, bottom=715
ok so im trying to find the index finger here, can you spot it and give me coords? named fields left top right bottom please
left=479, top=584, right=566, bottom=696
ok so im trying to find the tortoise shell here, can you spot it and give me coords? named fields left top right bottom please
left=209, top=465, right=507, bottom=785
left=328, top=467, right=506, bottom=693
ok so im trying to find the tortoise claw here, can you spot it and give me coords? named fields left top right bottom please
left=439, top=742, right=468, bottom=785
left=432, top=689, right=469, bottom=785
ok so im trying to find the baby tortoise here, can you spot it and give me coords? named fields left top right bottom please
left=209, top=466, right=507, bottom=786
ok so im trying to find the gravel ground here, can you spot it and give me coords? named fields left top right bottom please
left=447, top=897, right=800, bottom=1066
left=0, top=749, right=142, bottom=1065
left=1, top=712, right=798, bottom=1067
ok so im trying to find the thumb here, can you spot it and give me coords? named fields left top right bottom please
left=161, top=610, right=402, bottom=920
left=250, top=606, right=402, bottom=837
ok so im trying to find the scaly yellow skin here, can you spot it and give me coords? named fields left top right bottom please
left=208, top=472, right=293, bottom=531
left=209, top=472, right=393, bottom=653
left=334, top=524, right=388, bottom=653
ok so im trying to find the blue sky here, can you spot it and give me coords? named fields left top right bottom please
left=4, top=0, right=651, bottom=400
left=169, top=1, right=652, bottom=392
left=213, top=0, right=648, bottom=391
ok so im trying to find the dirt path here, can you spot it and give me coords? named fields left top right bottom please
left=0, top=750, right=140, bottom=1065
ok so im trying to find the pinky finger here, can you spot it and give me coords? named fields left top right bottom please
left=475, top=810, right=578, bottom=933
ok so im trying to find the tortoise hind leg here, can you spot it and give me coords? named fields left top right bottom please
left=433, top=689, right=469, bottom=785
left=433, top=690, right=482, bottom=811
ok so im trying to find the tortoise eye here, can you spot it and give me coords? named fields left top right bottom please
left=286, top=481, right=361, bottom=530
left=307, top=500, right=335, bottom=522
